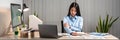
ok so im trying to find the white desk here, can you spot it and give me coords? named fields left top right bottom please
left=0, top=32, right=119, bottom=40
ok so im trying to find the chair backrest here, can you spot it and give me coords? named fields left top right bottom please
left=61, top=20, right=66, bottom=33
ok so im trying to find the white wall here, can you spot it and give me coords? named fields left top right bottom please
left=0, top=0, right=22, bottom=8
left=24, top=0, right=120, bottom=38
left=0, top=0, right=10, bottom=8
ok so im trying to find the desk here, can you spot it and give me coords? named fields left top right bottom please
left=0, top=32, right=119, bottom=40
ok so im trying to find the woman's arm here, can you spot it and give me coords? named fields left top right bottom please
left=63, top=17, right=78, bottom=36
left=64, top=23, right=73, bottom=33
left=63, top=17, right=74, bottom=34
left=64, top=23, right=78, bottom=36
left=78, top=17, right=83, bottom=31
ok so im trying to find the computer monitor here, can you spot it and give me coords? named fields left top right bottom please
left=10, top=3, right=22, bottom=28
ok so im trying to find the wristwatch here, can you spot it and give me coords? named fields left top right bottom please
left=70, top=33, right=72, bottom=35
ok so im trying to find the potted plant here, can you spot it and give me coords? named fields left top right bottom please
left=96, top=14, right=119, bottom=33
left=34, top=11, right=38, bottom=17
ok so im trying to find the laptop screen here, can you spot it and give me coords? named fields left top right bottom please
left=38, top=24, right=58, bottom=38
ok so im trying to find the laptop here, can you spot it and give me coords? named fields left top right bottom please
left=38, top=24, right=61, bottom=38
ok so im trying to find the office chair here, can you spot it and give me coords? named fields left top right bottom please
left=61, top=20, right=66, bottom=33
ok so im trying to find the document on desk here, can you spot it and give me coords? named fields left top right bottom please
left=76, top=32, right=105, bottom=39
left=58, top=32, right=118, bottom=40
left=59, top=32, right=86, bottom=39
left=58, top=33, right=84, bottom=39
left=59, top=35, right=84, bottom=39
left=77, top=32, right=87, bottom=35
left=82, top=35, right=105, bottom=39
left=72, top=32, right=106, bottom=39
left=82, top=32, right=108, bottom=39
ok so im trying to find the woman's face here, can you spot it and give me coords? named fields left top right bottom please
left=70, top=7, right=76, bottom=17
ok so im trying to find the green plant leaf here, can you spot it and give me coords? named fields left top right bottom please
left=109, top=16, right=113, bottom=23
left=96, top=14, right=119, bottom=33
left=108, top=17, right=119, bottom=28
left=96, top=26, right=99, bottom=32
left=104, top=14, right=109, bottom=33
left=107, top=16, right=113, bottom=32
left=99, top=16, right=102, bottom=32
left=102, top=20, right=105, bottom=33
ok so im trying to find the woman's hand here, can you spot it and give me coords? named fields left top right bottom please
left=64, top=23, right=78, bottom=36
left=71, top=32, right=78, bottom=36
left=64, top=23, right=69, bottom=28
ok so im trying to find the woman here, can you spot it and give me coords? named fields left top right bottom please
left=63, top=2, right=83, bottom=36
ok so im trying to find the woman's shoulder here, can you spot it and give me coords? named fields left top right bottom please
left=76, top=16, right=83, bottom=21
left=64, top=16, right=69, bottom=19
left=76, top=16, right=83, bottom=19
